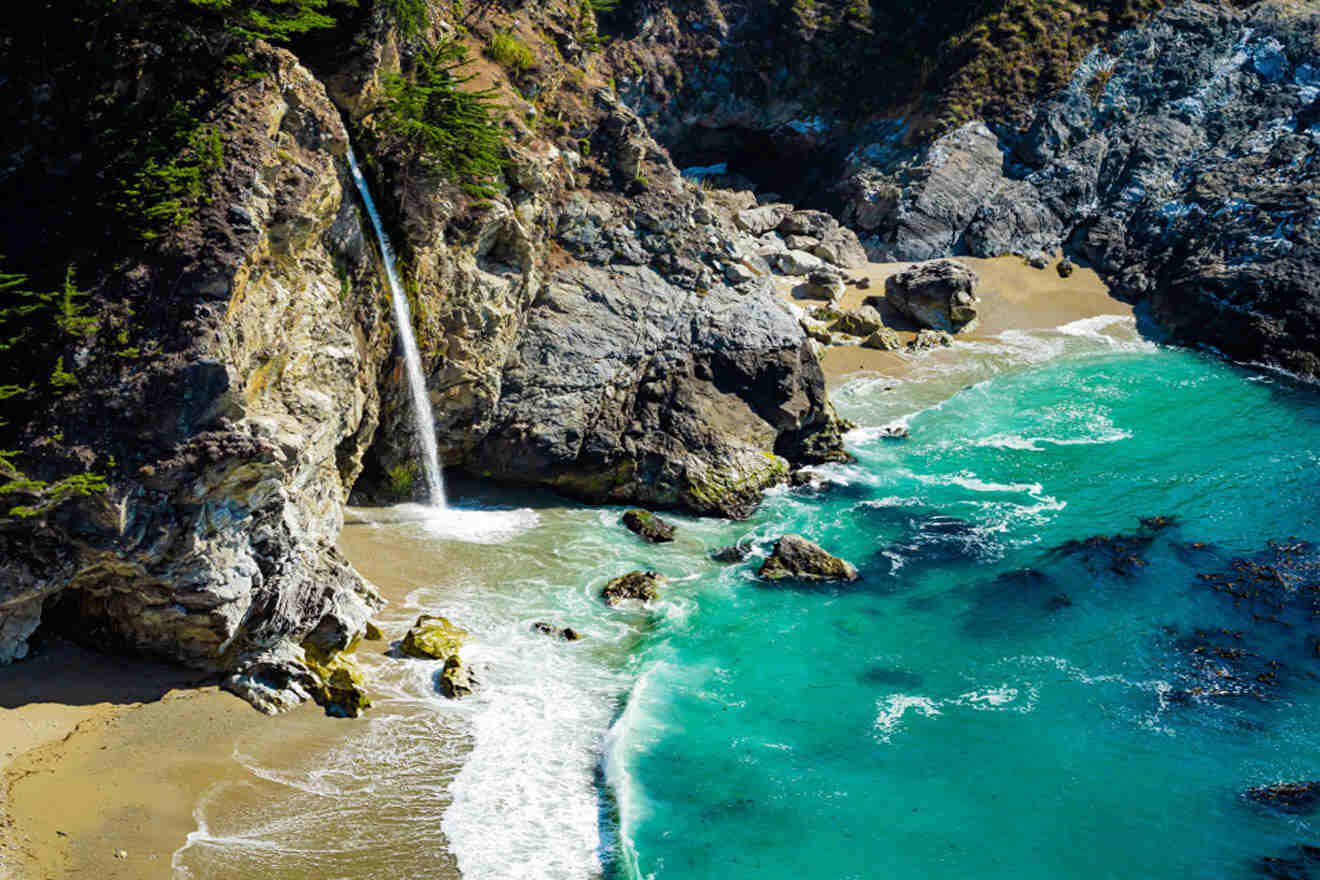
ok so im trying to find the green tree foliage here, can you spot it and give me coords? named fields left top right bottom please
left=382, top=0, right=429, bottom=37
left=378, top=40, right=508, bottom=197
left=185, top=0, right=357, bottom=42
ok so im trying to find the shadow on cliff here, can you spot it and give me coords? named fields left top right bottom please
left=0, top=636, right=212, bottom=709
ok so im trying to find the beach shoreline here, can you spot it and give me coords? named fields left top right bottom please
left=0, top=256, right=1134, bottom=879
left=779, top=255, right=1135, bottom=388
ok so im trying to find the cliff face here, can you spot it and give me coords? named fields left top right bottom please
left=841, top=2, right=1320, bottom=377
left=1, top=43, right=388, bottom=711
left=609, top=0, right=1320, bottom=379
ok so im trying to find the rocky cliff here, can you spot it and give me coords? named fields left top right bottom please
left=2, top=0, right=1318, bottom=713
left=0, top=0, right=847, bottom=709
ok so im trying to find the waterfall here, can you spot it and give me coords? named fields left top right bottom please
left=345, top=144, right=447, bottom=508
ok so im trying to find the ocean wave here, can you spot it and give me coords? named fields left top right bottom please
left=873, top=694, right=942, bottom=743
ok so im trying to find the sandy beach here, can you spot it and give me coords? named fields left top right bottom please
left=0, top=256, right=1135, bottom=879
left=776, top=255, right=1135, bottom=387
left=0, top=525, right=465, bottom=880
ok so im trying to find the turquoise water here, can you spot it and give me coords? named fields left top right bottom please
left=609, top=329, right=1320, bottom=879
left=174, top=317, right=1320, bottom=880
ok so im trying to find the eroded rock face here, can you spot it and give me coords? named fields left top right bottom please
left=1, top=44, right=386, bottom=711
left=758, top=534, right=859, bottom=582
left=885, top=260, right=979, bottom=333
left=474, top=265, right=842, bottom=519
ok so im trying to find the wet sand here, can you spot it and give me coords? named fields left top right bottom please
left=775, top=255, right=1134, bottom=387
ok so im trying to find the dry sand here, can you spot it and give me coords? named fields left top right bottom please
left=776, top=255, right=1134, bottom=387
left=0, top=254, right=1132, bottom=879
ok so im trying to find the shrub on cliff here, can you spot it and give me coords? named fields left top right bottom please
left=377, top=39, right=508, bottom=197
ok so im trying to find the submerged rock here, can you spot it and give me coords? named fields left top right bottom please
left=758, top=534, right=859, bottom=582
left=602, top=570, right=666, bottom=605
left=1244, top=782, right=1320, bottom=814
left=885, top=260, right=979, bottom=333
left=401, top=615, right=467, bottom=661
left=623, top=509, right=677, bottom=543
left=532, top=621, right=583, bottom=641
left=710, top=543, right=752, bottom=563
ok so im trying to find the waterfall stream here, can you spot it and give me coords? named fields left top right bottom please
left=345, top=144, right=446, bottom=507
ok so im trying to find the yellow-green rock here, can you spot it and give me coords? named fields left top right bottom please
left=302, top=648, right=372, bottom=718
left=401, top=614, right=467, bottom=661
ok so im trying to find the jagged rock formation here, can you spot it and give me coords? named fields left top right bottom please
left=884, top=260, right=980, bottom=333
left=840, top=3, right=1320, bottom=377
left=758, top=534, right=859, bottom=582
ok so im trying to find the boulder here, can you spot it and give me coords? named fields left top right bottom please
left=784, top=234, right=820, bottom=251
left=758, top=534, right=859, bottom=582
left=885, top=260, right=979, bottom=332
left=797, top=268, right=846, bottom=300
left=772, top=249, right=826, bottom=276
left=438, top=656, right=477, bottom=699
left=907, top=329, right=953, bottom=352
left=1057, top=259, right=1075, bottom=278
left=709, top=544, right=752, bottom=563
left=602, top=570, right=665, bottom=605
left=401, top=614, right=467, bottom=661
left=532, top=621, right=583, bottom=641
left=363, top=621, right=384, bottom=641
left=303, top=650, right=372, bottom=718
left=735, top=203, right=793, bottom=234
left=831, top=306, right=886, bottom=338
left=623, top=508, right=677, bottom=543
left=812, top=227, right=869, bottom=269
left=862, top=328, right=903, bottom=351
left=778, top=210, right=838, bottom=238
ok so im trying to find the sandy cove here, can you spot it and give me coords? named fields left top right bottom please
left=0, top=256, right=1133, bottom=879
left=776, top=255, right=1134, bottom=386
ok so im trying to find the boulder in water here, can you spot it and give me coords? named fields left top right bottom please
left=363, top=621, right=384, bottom=641
left=532, top=621, right=583, bottom=641
left=602, top=570, right=665, bottom=605
left=438, top=656, right=477, bottom=699
left=907, top=329, right=953, bottom=352
left=401, top=614, right=467, bottom=661
left=885, top=260, right=979, bottom=332
left=623, top=509, right=677, bottom=543
left=710, top=543, right=753, bottom=563
left=758, top=534, right=859, bottom=582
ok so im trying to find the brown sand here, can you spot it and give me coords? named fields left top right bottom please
left=776, top=255, right=1134, bottom=387
left=0, top=530, right=463, bottom=880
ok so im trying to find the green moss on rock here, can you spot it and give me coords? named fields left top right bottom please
left=401, top=614, right=467, bottom=660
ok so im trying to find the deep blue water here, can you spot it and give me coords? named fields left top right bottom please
left=608, top=332, right=1320, bottom=880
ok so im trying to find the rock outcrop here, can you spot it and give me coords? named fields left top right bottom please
left=400, top=614, right=467, bottom=661
left=1243, top=781, right=1320, bottom=814
left=602, top=570, right=665, bottom=606
left=623, top=509, right=677, bottom=543
left=758, top=535, right=859, bottom=582
left=884, top=261, right=980, bottom=333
